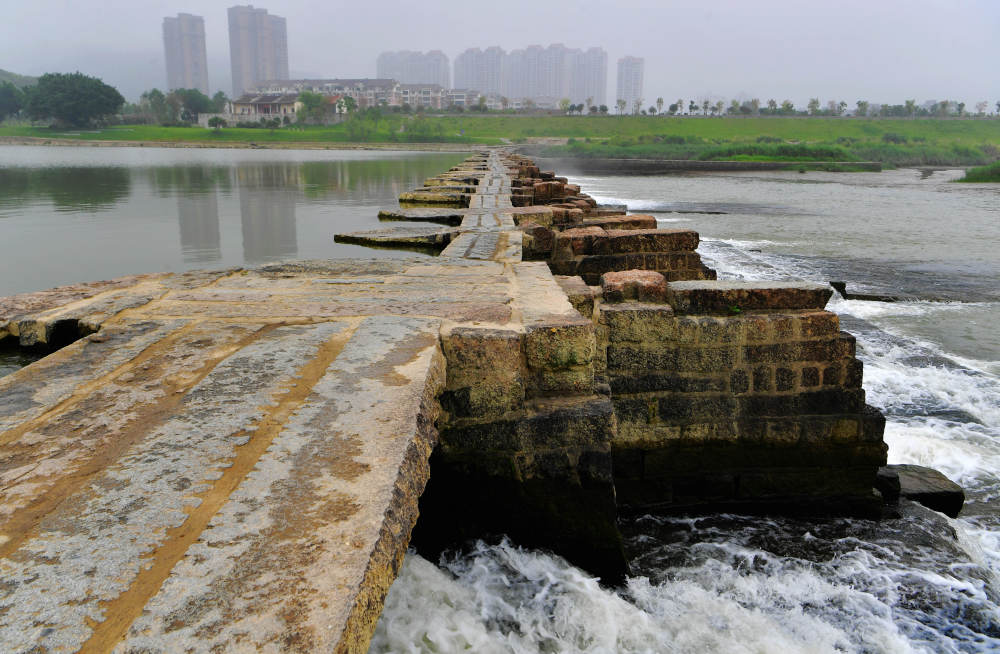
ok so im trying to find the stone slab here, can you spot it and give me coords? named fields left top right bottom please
left=667, top=281, right=833, bottom=315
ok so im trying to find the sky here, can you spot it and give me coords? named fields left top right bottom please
left=2, top=0, right=997, bottom=107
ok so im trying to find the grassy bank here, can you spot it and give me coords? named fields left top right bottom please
left=1, top=116, right=998, bottom=166
left=958, top=161, right=1000, bottom=182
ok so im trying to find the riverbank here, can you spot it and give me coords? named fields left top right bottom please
left=0, top=135, right=478, bottom=152
left=2, top=116, right=997, bottom=166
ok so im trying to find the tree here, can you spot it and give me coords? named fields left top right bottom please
left=996, top=101, right=1000, bottom=115
left=702, top=99, right=710, bottom=115
left=729, top=99, right=741, bottom=115
left=905, top=99, right=916, bottom=118
left=167, top=88, right=212, bottom=122
left=668, top=103, right=678, bottom=115
left=599, top=104, right=608, bottom=114
left=632, top=98, right=643, bottom=115
left=856, top=100, right=869, bottom=117
left=937, top=100, right=950, bottom=117
left=975, top=101, right=988, bottom=116
left=689, top=100, right=697, bottom=114
left=714, top=100, right=725, bottom=116
left=477, top=95, right=487, bottom=113
left=750, top=98, right=760, bottom=115
left=807, top=97, right=820, bottom=115
left=207, top=116, right=226, bottom=130
left=25, top=72, right=124, bottom=126
left=0, top=81, right=23, bottom=119
left=656, top=97, right=664, bottom=114
left=210, top=91, right=228, bottom=113
left=341, top=95, right=357, bottom=113
left=500, top=96, right=509, bottom=111
left=648, top=105, right=656, bottom=115
left=558, top=97, right=571, bottom=113
left=781, top=100, right=795, bottom=114
left=297, top=90, right=325, bottom=123
left=615, top=99, right=626, bottom=115
left=767, top=99, right=778, bottom=113
left=676, top=99, right=683, bottom=115
left=956, top=102, right=965, bottom=117
left=140, top=88, right=171, bottom=123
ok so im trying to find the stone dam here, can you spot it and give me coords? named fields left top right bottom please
left=0, top=149, right=962, bottom=652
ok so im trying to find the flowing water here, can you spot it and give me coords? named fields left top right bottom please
left=370, top=168, right=1000, bottom=653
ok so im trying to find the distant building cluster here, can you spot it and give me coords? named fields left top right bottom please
left=161, top=7, right=646, bottom=119
left=376, top=51, right=450, bottom=89
left=393, top=45, right=610, bottom=108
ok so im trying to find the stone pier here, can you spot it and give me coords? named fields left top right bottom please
left=0, top=149, right=887, bottom=652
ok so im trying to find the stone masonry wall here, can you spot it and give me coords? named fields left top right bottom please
left=597, top=272, right=887, bottom=515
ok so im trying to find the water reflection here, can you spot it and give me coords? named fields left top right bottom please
left=0, top=167, right=131, bottom=213
left=0, top=148, right=467, bottom=297
left=177, top=191, right=221, bottom=263
left=237, top=164, right=298, bottom=262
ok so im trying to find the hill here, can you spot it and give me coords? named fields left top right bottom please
left=0, top=69, right=38, bottom=88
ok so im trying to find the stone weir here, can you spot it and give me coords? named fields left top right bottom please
left=0, top=150, right=893, bottom=653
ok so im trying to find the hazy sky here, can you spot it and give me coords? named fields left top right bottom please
left=2, top=0, right=997, bottom=106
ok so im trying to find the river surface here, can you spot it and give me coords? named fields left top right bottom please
left=0, top=145, right=464, bottom=377
left=370, top=168, right=1000, bottom=653
left=2, top=149, right=999, bottom=651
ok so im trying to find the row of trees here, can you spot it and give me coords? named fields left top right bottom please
left=584, top=95, right=1000, bottom=118
left=0, top=72, right=124, bottom=125
left=129, top=88, right=228, bottom=125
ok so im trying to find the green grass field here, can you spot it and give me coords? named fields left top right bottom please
left=959, top=160, right=1000, bottom=182
left=2, top=116, right=998, bottom=166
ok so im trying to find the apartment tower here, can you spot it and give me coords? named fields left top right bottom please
left=228, top=5, right=289, bottom=96
left=616, top=56, right=644, bottom=111
left=163, top=13, right=209, bottom=95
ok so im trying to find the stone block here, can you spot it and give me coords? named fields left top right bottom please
left=581, top=214, right=657, bottom=231
left=666, top=281, right=833, bottom=315
left=608, top=372, right=727, bottom=394
left=730, top=369, right=750, bottom=394
left=592, top=229, right=699, bottom=255
left=743, top=342, right=800, bottom=364
left=658, top=395, right=737, bottom=423
left=885, top=464, right=965, bottom=517
left=607, top=343, right=678, bottom=370
left=598, top=302, right=675, bottom=342
left=775, top=367, right=797, bottom=391
left=675, top=346, right=738, bottom=373
left=524, top=322, right=595, bottom=371
left=600, top=270, right=669, bottom=303
left=554, top=275, right=595, bottom=319
left=800, top=311, right=840, bottom=338
left=441, top=326, right=524, bottom=418
left=553, top=226, right=607, bottom=259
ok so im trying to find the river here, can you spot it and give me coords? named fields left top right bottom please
left=369, top=167, right=1000, bottom=653
left=1, top=148, right=998, bottom=651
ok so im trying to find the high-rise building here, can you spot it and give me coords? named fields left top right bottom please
left=569, top=47, right=607, bottom=107
left=454, top=46, right=505, bottom=95
left=228, top=5, right=289, bottom=97
left=376, top=51, right=450, bottom=88
left=616, top=56, right=644, bottom=111
left=163, top=13, right=209, bottom=95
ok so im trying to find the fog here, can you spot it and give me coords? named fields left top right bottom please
left=2, top=0, right=997, bottom=106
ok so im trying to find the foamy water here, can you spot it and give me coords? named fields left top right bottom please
left=371, top=170, right=1000, bottom=653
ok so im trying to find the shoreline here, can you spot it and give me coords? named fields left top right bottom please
left=0, top=135, right=478, bottom=152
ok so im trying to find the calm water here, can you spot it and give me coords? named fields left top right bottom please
left=0, top=146, right=467, bottom=297
left=372, top=168, right=1000, bottom=653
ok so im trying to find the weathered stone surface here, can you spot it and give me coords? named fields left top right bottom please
left=334, top=226, right=457, bottom=250
left=581, top=214, right=656, bottom=230
left=601, top=270, right=669, bottom=303
left=881, top=464, right=965, bottom=517
left=554, top=275, right=595, bottom=319
left=667, top=281, right=833, bottom=315
left=593, top=229, right=699, bottom=255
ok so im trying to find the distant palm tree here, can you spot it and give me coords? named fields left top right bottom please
left=905, top=99, right=916, bottom=118
left=616, top=99, right=626, bottom=115
left=702, top=99, right=709, bottom=115
left=656, top=97, right=664, bottom=114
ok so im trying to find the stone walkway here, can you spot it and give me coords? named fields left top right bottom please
left=0, top=151, right=577, bottom=653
